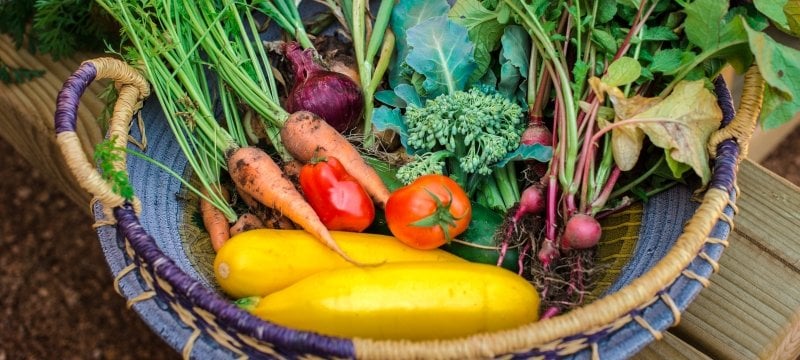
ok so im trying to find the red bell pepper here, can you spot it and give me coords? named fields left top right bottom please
left=299, top=156, right=375, bottom=232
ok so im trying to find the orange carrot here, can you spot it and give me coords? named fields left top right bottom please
left=236, top=185, right=259, bottom=210
left=279, top=111, right=391, bottom=207
left=229, top=213, right=266, bottom=237
left=201, top=186, right=231, bottom=252
left=282, top=159, right=303, bottom=178
left=227, top=146, right=361, bottom=263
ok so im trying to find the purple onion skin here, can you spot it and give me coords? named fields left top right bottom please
left=284, top=42, right=364, bottom=133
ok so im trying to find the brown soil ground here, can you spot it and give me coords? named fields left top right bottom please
left=0, top=125, right=799, bottom=359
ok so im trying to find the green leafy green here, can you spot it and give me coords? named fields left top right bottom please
left=405, top=16, right=477, bottom=96
left=372, top=106, right=412, bottom=151
left=754, top=0, right=790, bottom=30
left=787, top=0, right=800, bottom=36
left=449, top=0, right=507, bottom=83
left=395, top=84, right=424, bottom=107
left=684, top=0, right=729, bottom=52
left=591, top=28, right=618, bottom=55
left=602, top=56, right=641, bottom=87
left=638, top=26, right=679, bottom=42
left=649, top=49, right=684, bottom=75
left=375, top=90, right=406, bottom=108
left=596, top=0, right=617, bottom=24
left=745, top=23, right=800, bottom=129
left=498, top=25, right=530, bottom=103
left=495, top=144, right=553, bottom=167
left=94, top=137, right=135, bottom=201
left=0, top=63, right=44, bottom=85
left=390, top=0, right=450, bottom=86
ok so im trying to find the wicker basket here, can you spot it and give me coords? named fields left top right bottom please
left=55, top=57, right=764, bottom=359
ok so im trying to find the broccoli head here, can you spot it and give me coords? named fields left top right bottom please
left=405, top=88, right=524, bottom=176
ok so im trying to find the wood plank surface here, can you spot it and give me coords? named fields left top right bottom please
left=639, top=160, right=800, bottom=360
left=0, top=35, right=106, bottom=208
left=635, top=332, right=713, bottom=360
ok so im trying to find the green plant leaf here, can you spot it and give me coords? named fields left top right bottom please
left=495, top=144, right=553, bottom=167
left=649, top=49, right=684, bottom=75
left=617, top=0, right=639, bottom=9
left=638, top=26, right=679, bottom=42
left=786, top=0, right=800, bottom=38
left=592, top=28, right=618, bottom=55
left=390, top=0, right=450, bottom=87
left=498, top=25, right=530, bottom=101
left=596, top=0, right=617, bottom=24
left=684, top=0, right=728, bottom=52
left=395, top=84, right=424, bottom=108
left=571, top=59, right=591, bottom=99
left=449, top=0, right=507, bottom=83
left=372, top=106, right=413, bottom=151
left=375, top=90, right=406, bottom=107
left=745, top=23, right=800, bottom=129
left=406, top=16, right=477, bottom=96
left=664, top=150, right=693, bottom=179
left=602, top=56, right=641, bottom=87
left=754, top=0, right=790, bottom=30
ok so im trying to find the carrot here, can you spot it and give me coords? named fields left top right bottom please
left=229, top=213, right=266, bottom=237
left=279, top=111, right=391, bottom=207
left=227, top=146, right=362, bottom=264
left=282, top=159, right=303, bottom=178
left=236, top=185, right=259, bottom=210
left=201, top=186, right=231, bottom=252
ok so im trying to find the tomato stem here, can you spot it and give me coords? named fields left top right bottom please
left=410, top=188, right=464, bottom=243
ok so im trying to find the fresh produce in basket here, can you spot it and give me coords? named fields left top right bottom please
left=385, top=174, right=472, bottom=249
left=237, top=262, right=540, bottom=340
left=214, top=229, right=464, bottom=298
left=87, top=0, right=800, bottom=345
left=298, top=156, right=375, bottom=232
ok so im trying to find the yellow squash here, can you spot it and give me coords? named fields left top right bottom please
left=248, top=262, right=540, bottom=340
left=214, top=229, right=463, bottom=298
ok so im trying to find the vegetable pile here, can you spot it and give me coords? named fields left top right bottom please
left=92, top=0, right=800, bottom=340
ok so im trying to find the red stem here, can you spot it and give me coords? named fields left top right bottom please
left=518, top=241, right=531, bottom=276
left=590, top=166, right=621, bottom=213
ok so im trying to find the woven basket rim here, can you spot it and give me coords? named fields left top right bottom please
left=56, top=58, right=750, bottom=359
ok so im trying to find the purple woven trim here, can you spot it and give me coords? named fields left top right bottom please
left=55, top=62, right=97, bottom=134
left=113, top=204, right=356, bottom=358
left=709, top=77, right=739, bottom=193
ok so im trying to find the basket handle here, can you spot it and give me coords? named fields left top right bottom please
left=54, top=57, right=150, bottom=214
left=708, top=65, right=765, bottom=159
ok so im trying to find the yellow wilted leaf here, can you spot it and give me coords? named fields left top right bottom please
left=590, top=77, right=661, bottom=171
left=632, top=81, right=722, bottom=184
left=590, top=78, right=722, bottom=183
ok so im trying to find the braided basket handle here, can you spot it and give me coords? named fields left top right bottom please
left=54, top=57, right=150, bottom=214
left=708, top=65, right=765, bottom=159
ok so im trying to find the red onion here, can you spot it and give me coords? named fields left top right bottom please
left=283, top=42, right=364, bottom=133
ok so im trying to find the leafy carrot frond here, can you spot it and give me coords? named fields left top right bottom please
left=94, top=136, right=135, bottom=201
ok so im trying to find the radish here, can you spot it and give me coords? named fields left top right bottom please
left=561, top=214, right=602, bottom=250
left=497, top=184, right=546, bottom=268
left=521, top=117, right=553, bottom=178
left=513, top=185, right=545, bottom=222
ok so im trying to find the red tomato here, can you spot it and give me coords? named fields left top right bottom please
left=299, top=156, right=375, bottom=232
left=385, top=175, right=472, bottom=249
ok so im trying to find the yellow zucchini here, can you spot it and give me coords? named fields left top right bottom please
left=248, top=262, right=540, bottom=340
left=214, top=229, right=463, bottom=298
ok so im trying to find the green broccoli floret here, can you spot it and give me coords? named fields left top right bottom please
left=400, top=88, right=525, bottom=211
left=396, top=150, right=453, bottom=185
left=406, top=89, right=523, bottom=176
